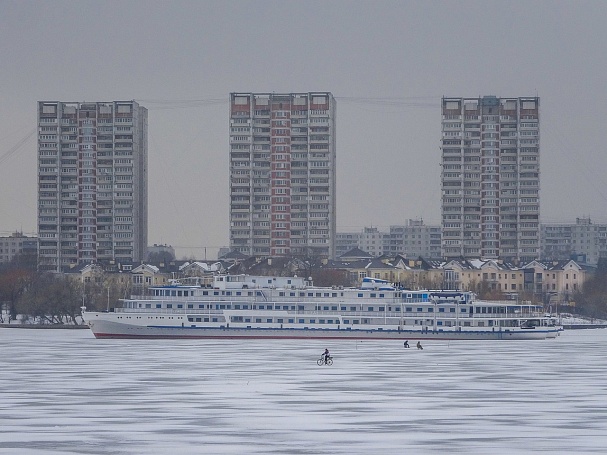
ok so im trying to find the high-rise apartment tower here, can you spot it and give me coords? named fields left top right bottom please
left=441, top=96, right=540, bottom=263
left=37, top=101, right=148, bottom=271
left=229, top=92, right=336, bottom=258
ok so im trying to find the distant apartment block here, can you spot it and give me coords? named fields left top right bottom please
left=336, top=220, right=441, bottom=259
left=441, top=96, right=540, bottom=263
left=37, top=101, right=148, bottom=271
left=0, top=232, right=38, bottom=263
left=229, top=92, right=336, bottom=258
left=541, top=217, right=607, bottom=265
left=335, top=232, right=361, bottom=259
left=388, top=220, right=442, bottom=258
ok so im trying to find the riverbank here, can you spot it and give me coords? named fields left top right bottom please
left=0, top=324, right=89, bottom=329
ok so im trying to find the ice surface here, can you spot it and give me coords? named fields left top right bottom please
left=1, top=328, right=606, bottom=454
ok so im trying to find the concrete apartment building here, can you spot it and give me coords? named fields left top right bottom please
left=0, top=232, right=38, bottom=263
left=335, top=221, right=441, bottom=259
left=229, top=92, right=336, bottom=258
left=441, top=96, right=540, bottom=263
left=388, top=220, right=442, bottom=258
left=37, top=101, right=148, bottom=271
left=541, top=217, right=607, bottom=265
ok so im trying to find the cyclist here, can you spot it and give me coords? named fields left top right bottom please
left=323, top=348, right=330, bottom=364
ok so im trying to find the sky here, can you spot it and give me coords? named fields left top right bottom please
left=1, top=0, right=607, bottom=260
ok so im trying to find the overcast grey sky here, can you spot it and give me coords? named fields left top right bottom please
left=1, top=0, right=607, bottom=259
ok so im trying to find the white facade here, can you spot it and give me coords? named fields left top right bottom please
left=37, top=101, right=148, bottom=271
left=441, top=96, right=540, bottom=263
left=229, top=92, right=336, bottom=258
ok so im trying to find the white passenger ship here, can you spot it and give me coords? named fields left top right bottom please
left=82, top=275, right=563, bottom=340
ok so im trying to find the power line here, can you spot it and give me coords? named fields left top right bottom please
left=0, top=128, right=36, bottom=167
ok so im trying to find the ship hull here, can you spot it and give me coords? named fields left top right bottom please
left=86, top=318, right=561, bottom=341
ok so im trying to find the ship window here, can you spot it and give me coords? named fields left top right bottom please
left=166, top=304, right=172, bottom=309
left=395, top=307, right=400, bottom=312
left=428, top=308, right=433, bottom=313
left=283, top=305, right=288, bottom=310
left=324, top=293, right=330, bottom=297
left=344, top=319, right=350, bottom=324
left=204, top=318, right=209, bottom=322
left=198, top=304, right=204, bottom=309
left=341, top=306, right=346, bottom=311
left=358, top=293, right=363, bottom=298
left=439, top=307, right=445, bottom=313
left=323, top=306, right=329, bottom=311
left=299, top=319, right=304, bottom=323
left=308, top=293, right=314, bottom=297
left=463, top=321, right=471, bottom=326
left=213, top=291, right=219, bottom=296
left=256, top=318, right=261, bottom=323
left=353, top=320, right=359, bottom=324
left=226, top=291, right=231, bottom=296
left=319, top=319, right=325, bottom=324
left=331, top=306, right=337, bottom=311
left=362, top=319, right=369, bottom=324
left=406, top=307, right=412, bottom=312
left=332, top=293, right=338, bottom=297
left=203, top=291, right=208, bottom=296
left=279, top=292, right=285, bottom=296
left=187, top=304, right=193, bottom=309
left=243, top=305, right=249, bottom=309
left=461, top=308, right=467, bottom=312
left=350, top=306, right=356, bottom=311
left=450, top=308, right=455, bottom=313
left=290, top=292, right=295, bottom=297
left=370, top=293, right=376, bottom=298
left=379, top=307, right=385, bottom=312
left=300, top=292, right=305, bottom=297
left=379, top=294, right=384, bottom=298
left=196, top=317, right=201, bottom=322
left=245, top=318, right=250, bottom=322
left=188, top=317, right=193, bottom=322
left=417, top=308, right=422, bottom=312
left=259, top=305, right=265, bottom=309
left=220, top=305, right=225, bottom=309
left=316, top=293, right=322, bottom=297
left=328, top=320, right=334, bottom=324
left=212, top=318, right=218, bottom=322
left=256, top=291, right=263, bottom=296
left=310, top=319, right=316, bottom=323
left=367, top=307, right=374, bottom=311
left=437, top=321, right=443, bottom=326
left=267, top=319, right=272, bottom=323
left=177, top=304, right=183, bottom=309
left=277, top=318, right=283, bottom=323
left=235, top=305, right=240, bottom=309
left=298, top=305, right=304, bottom=311
left=177, top=291, right=182, bottom=296
left=156, top=304, right=161, bottom=309
left=288, top=319, right=294, bottom=323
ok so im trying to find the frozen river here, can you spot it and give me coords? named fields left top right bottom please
left=1, top=328, right=606, bottom=454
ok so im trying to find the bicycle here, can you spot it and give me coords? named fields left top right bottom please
left=317, top=356, right=333, bottom=366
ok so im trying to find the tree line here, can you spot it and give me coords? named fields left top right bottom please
left=0, top=253, right=130, bottom=325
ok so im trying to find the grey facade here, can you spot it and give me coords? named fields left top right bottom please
left=37, top=101, right=148, bottom=271
left=229, top=92, right=336, bottom=258
left=541, top=217, right=607, bottom=265
left=441, top=96, right=540, bottom=263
